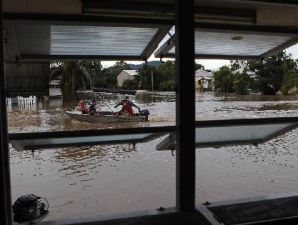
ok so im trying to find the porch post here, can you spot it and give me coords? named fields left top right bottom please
left=0, top=0, right=12, bottom=224
left=175, top=0, right=196, bottom=211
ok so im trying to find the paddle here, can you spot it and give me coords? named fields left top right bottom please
left=94, top=93, right=115, bottom=114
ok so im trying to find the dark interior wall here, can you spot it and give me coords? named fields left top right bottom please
left=5, top=63, right=49, bottom=97
left=4, top=22, right=49, bottom=97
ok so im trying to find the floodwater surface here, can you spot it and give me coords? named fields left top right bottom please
left=8, top=92, right=298, bottom=221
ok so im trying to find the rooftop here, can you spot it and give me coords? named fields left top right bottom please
left=122, top=70, right=138, bottom=76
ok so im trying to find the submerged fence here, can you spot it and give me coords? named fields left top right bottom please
left=6, top=96, right=37, bottom=110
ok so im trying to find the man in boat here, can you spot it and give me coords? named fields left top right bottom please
left=89, top=99, right=97, bottom=115
left=114, top=96, right=140, bottom=116
left=79, top=101, right=88, bottom=114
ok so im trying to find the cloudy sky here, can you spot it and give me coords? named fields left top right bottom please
left=102, top=43, right=298, bottom=71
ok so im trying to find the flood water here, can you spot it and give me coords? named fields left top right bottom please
left=8, top=92, right=298, bottom=221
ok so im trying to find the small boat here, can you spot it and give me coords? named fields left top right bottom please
left=66, top=110, right=149, bottom=123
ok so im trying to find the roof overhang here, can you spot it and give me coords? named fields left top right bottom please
left=154, top=23, right=298, bottom=59
left=3, top=0, right=298, bottom=62
left=4, top=13, right=172, bottom=63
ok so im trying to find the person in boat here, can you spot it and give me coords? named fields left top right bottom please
left=89, top=99, right=97, bottom=115
left=114, top=96, right=140, bottom=116
left=79, top=101, right=88, bottom=114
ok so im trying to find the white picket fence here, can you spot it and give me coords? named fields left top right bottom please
left=6, top=96, right=37, bottom=110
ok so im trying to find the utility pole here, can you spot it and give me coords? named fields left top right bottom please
left=151, top=69, right=154, bottom=92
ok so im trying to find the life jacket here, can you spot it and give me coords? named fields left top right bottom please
left=79, top=103, right=88, bottom=114
left=121, top=100, right=134, bottom=115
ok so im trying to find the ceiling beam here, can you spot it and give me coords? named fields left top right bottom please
left=19, top=54, right=143, bottom=63
left=3, top=13, right=172, bottom=28
left=83, top=1, right=256, bottom=24
left=260, top=37, right=298, bottom=58
left=158, top=53, right=261, bottom=60
left=195, top=22, right=298, bottom=36
left=231, top=0, right=298, bottom=6
left=154, top=36, right=175, bottom=58
left=141, top=27, right=172, bottom=60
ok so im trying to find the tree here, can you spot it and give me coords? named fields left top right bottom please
left=122, top=79, right=139, bottom=90
left=247, top=51, right=297, bottom=94
left=156, top=60, right=174, bottom=81
left=281, top=71, right=298, bottom=95
left=156, top=60, right=175, bottom=91
left=78, top=60, right=103, bottom=88
left=101, top=61, right=130, bottom=88
left=213, top=66, right=234, bottom=93
left=159, top=80, right=175, bottom=91
left=230, top=60, right=248, bottom=72
left=51, top=61, right=92, bottom=100
left=233, top=72, right=254, bottom=95
left=138, top=64, right=163, bottom=90
left=194, top=62, right=205, bottom=71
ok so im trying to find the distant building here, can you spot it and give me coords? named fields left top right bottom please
left=117, top=70, right=138, bottom=87
left=195, top=69, right=213, bottom=91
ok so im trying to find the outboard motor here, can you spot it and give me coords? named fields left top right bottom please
left=12, top=194, right=49, bottom=223
left=139, top=109, right=150, bottom=121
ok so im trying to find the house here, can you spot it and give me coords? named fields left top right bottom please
left=195, top=69, right=213, bottom=91
left=117, top=70, right=138, bottom=87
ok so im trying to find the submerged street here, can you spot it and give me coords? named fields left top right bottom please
left=8, top=92, right=298, bottom=221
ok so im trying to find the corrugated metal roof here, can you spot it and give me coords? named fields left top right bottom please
left=164, top=30, right=297, bottom=59
left=195, top=69, right=213, bottom=78
left=14, top=24, right=159, bottom=58
left=123, top=70, right=138, bottom=75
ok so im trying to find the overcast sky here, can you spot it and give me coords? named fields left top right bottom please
left=101, top=43, right=298, bottom=71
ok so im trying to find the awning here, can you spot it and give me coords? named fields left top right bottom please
left=154, top=23, right=298, bottom=60
left=4, top=18, right=171, bottom=62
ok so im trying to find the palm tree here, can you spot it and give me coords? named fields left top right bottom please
left=50, top=61, right=92, bottom=100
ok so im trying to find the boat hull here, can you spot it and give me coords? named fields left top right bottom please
left=66, top=111, right=148, bottom=123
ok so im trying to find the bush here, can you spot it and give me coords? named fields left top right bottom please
left=281, top=72, right=298, bottom=95
left=233, top=72, right=254, bottom=95
left=122, top=79, right=139, bottom=90
left=159, top=80, right=175, bottom=91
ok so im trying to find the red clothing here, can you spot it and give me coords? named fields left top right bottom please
left=79, top=103, right=88, bottom=114
left=120, top=100, right=134, bottom=115
left=121, top=100, right=134, bottom=116
left=115, top=98, right=140, bottom=116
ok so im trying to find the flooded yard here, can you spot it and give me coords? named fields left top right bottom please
left=8, top=92, right=298, bottom=221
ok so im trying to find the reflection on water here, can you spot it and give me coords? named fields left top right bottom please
left=8, top=92, right=298, bottom=221
left=55, top=144, right=135, bottom=180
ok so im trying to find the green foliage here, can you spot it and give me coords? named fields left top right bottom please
left=122, top=79, right=139, bottom=90
left=233, top=72, right=254, bottom=95
left=156, top=60, right=175, bottom=81
left=194, top=62, right=205, bottom=71
left=138, top=64, right=156, bottom=90
left=281, top=72, right=298, bottom=95
left=230, top=52, right=297, bottom=95
left=100, top=61, right=129, bottom=88
left=79, top=60, right=103, bottom=75
left=247, top=51, right=297, bottom=94
left=136, top=60, right=177, bottom=91
left=159, top=80, right=175, bottom=91
left=213, top=66, right=234, bottom=93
